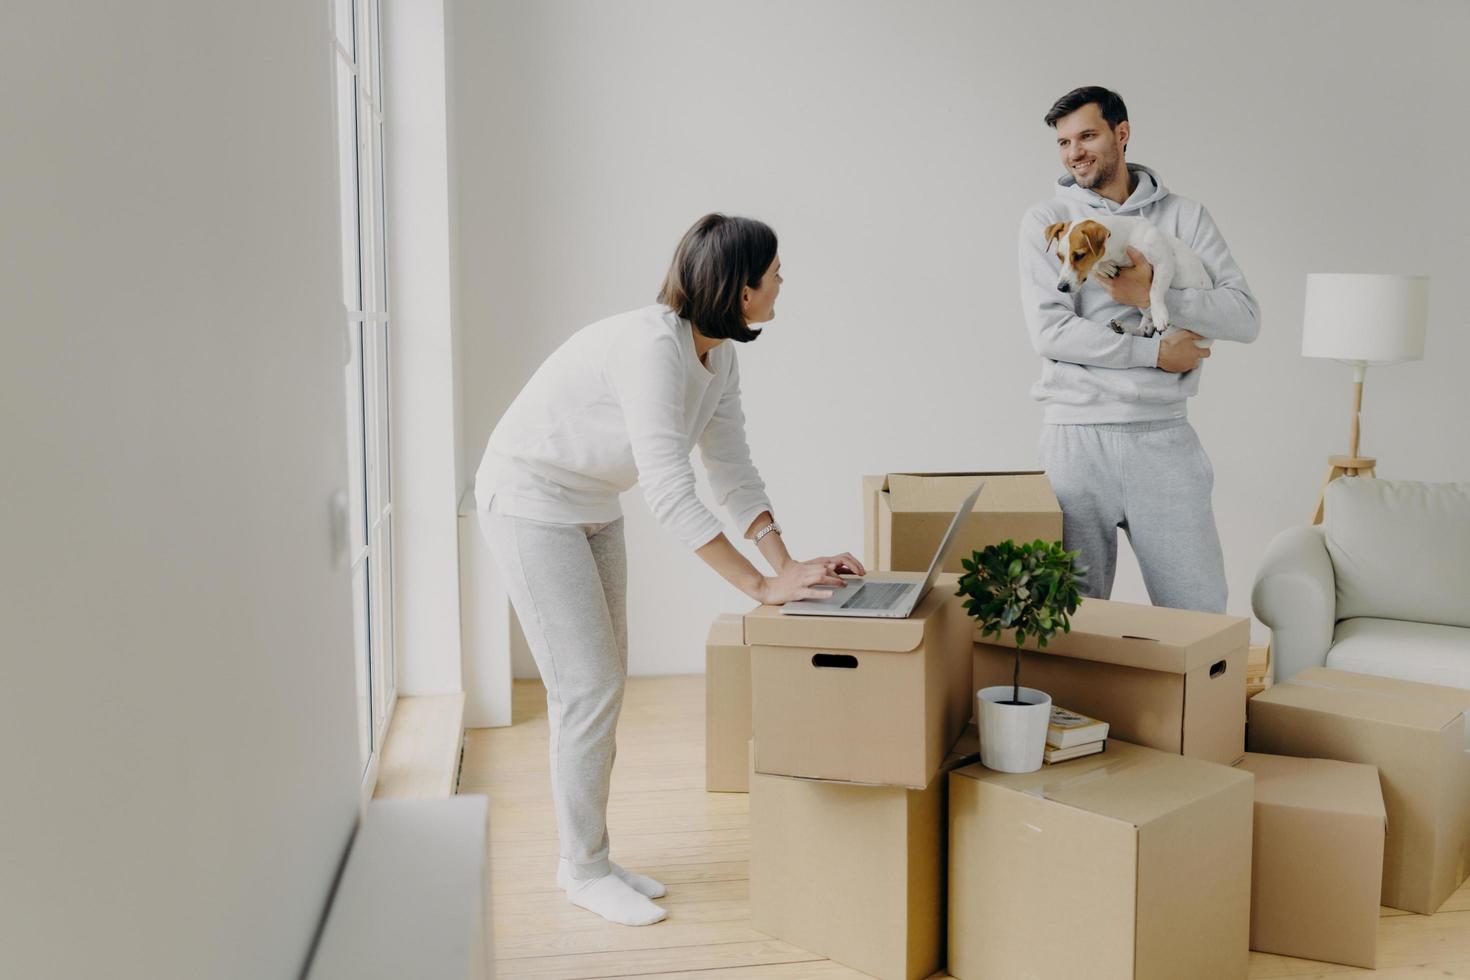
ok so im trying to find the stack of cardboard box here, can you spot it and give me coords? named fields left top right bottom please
left=699, top=471, right=1470, bottom=978
left=745, top=578, right=972, bottom=980
left=1249, top=668, right=1470, bottom=917
left=958, top=594, right=1258, bottom=978
left=740, top=472, right=1060, bottom=979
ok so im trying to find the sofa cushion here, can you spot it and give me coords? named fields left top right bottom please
left=1324, top=479, right=1470, bottom=629
left=1325, top=618, right=1470, bottom=692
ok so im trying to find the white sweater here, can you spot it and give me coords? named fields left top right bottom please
left=1018, top=164, right=1261, bottom=424
left=474, top=305, right=773, bottom=550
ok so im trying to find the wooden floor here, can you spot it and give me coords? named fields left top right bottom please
left=462, top=676, right=1470, bottom=980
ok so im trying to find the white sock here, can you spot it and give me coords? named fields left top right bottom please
left=564, top=872, right=666, bottom=926
left=557, top=858, right=667, bottom=899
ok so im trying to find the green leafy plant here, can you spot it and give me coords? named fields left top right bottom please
left=956, top=539, right=1086, bottom=705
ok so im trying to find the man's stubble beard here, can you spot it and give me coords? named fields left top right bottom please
left=1077, top=150, right=1119, bottom=190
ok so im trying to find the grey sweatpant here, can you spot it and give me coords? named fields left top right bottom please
left=1038, top=418, right=1227, bottom=613
left=478, top=508, right=628, bottom=880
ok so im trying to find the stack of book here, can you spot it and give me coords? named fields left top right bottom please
left=1043, top=705, right=1109, bottom=763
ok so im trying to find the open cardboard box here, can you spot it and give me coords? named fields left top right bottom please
left=974, top=598, right=1250, bottom=765
left=863, top=472, right=1061, bottom=573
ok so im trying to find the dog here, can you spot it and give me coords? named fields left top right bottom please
left=1044, top=215, right=1213, bottom=342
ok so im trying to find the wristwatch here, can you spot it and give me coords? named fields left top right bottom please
left=753, top=520, right=782, bottom=544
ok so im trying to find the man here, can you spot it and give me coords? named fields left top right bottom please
left=1018, top=86, right=1260, bottom=613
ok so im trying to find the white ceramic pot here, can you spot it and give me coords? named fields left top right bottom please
left=976, top=685, right=1052, bottom=773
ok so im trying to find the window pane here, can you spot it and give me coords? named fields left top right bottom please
left=371, top=517, right=389, bottom=738
left=345, top=322, right=367, bottom=554
left=357, top=88, right=377, bottom=315
left=369, top=0, right=383, bottom=108
left=373, top=320, right=391, bottom=511
left=381, top=318, right=392, bottom=507
left=334, top=0, right=354, bottom=56
left=352, top=561, right=371, bottom=770
left=335, top=58, right=361, bottom=312
left=361, top=319, right=381, bottom=522
left=382, top=510, right=396, bottom=698
left=374, top=119, right=389, bottom=315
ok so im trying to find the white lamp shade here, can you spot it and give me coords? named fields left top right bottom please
left=1301, top=273, right=1429, bottom=364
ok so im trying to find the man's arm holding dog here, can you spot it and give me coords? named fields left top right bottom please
left=1102, top=205, right=1260, bottom=343
left=1018, top=208, right=1162, bottom=369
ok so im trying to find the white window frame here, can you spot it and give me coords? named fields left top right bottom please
left=332, top=0, right=397, bottom=798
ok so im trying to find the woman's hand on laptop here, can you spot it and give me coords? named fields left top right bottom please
left=799, top=553, right=866, bottom=577
left=759, top=560, right=848, bottom=605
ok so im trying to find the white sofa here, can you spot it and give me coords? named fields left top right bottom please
left=1252, top=478, right=1470, bottom=687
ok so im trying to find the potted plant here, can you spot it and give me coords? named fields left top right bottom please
left=956, top=538, right=1085, bottom=773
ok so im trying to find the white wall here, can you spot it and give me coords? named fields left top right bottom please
left=1, top=3, right=361, bottom=977
left=450, top=0, right=1469, bottom=676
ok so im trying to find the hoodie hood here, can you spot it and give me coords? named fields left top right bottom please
left=1056, top=163, right=1169, bottom=215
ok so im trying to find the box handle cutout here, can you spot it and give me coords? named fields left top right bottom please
left=1121, top=635, right=1159, bottom=642
left=812, top=653, right=858, bottom=670
left=1210, top=659, right=1227, bottom=678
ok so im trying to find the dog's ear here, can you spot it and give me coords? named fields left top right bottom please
left=1044, top=222, right=1068, bottom=250
left=1078, top=220, right=1111, bottom=256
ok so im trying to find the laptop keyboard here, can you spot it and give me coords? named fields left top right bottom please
left=840, top=581, right=915, bottom=611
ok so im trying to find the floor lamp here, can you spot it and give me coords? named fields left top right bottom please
left=1302, top=273, right=1430, bottom=525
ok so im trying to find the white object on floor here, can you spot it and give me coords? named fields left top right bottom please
left=565, top=873, right=667, bottom=926
left=558, top=858, right=667, bottom=898
left=307, top=796, right=491, bottom=980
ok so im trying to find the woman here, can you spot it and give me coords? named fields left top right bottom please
left=475, top=213, right=864, bottom=926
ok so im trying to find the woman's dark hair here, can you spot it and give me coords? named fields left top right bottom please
left=658, top=213, right=777, bottom=343
left=1044, top=85, right=1128, bottom=130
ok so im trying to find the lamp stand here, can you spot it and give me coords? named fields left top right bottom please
left=1312, top=363, right=1376, bottom=525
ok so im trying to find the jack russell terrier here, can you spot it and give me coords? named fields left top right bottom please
left=1044, top=216, right=1213, bottom=345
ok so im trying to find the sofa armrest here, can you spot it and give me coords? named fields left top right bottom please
left=1251, top=525, right=1337, bottom=683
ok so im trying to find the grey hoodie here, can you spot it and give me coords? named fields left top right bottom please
left=1018, top=164, right=1260, bottom=424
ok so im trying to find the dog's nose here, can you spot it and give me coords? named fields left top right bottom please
left=1056, top=282, right=1071, bottom=293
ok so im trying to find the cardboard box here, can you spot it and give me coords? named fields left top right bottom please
left=705, top=614, right=751, bottom=793
left=1236, top=752, right=1385, bottom=968
left=973, top=598, right=1249, bottom=765
left=1246, top=641, right=1272, bottom=698
left=749, top=730, right=980, bottom=980
left=746, top=575, right=970, bottom=789
left=948, top=739, right=1254, bottom=980
left=863, top=472, right=1062, bottom=573
left=1248, top=667, right=1470, bottom=914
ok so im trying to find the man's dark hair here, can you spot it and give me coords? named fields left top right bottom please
left=658, top=213, right=777, bottom=343
left=1044, top=86, right=1129, bottom=130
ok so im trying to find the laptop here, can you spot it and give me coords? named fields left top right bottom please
left=780, top=481, right=984, bottom=619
